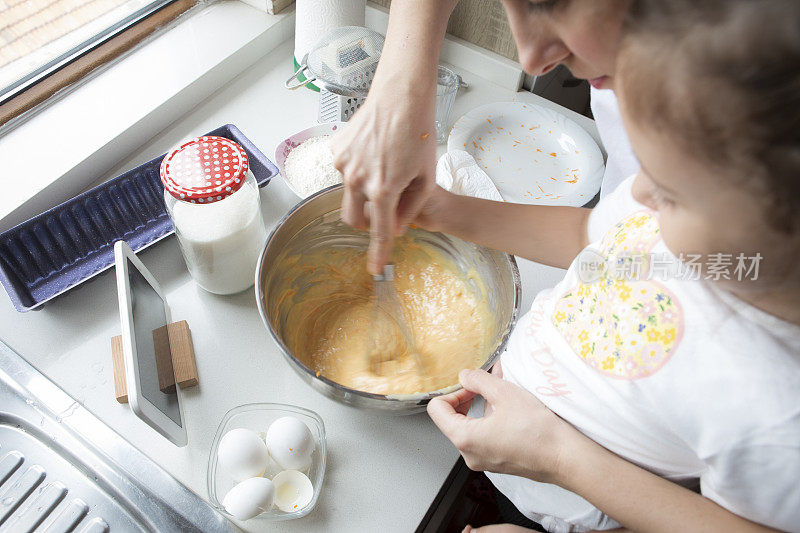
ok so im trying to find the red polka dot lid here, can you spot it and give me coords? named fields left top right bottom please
left=160, top=136, right=250, bottom=203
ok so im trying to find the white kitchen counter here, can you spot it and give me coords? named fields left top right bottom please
left=0, top=34, right=589, bottom=532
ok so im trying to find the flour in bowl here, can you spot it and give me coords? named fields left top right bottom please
left=283, top=135, right=343, bottom=197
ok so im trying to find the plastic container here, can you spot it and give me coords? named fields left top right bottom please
left=207, top=403, right=326, bottom=522
left=435, top=65, right=461, bottom=144
left=161, top=136, right=267, bottom=295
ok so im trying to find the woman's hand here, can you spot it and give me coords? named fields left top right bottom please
left=427, top=368, right=580, bottom=484
left=329, top=0, right=459, bottom=275
left=331, top=87, right=437, bottom=273
left=432, top=370, right=778, bottom=533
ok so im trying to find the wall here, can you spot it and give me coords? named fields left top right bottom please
left=371, top=0, right=518, bottom=60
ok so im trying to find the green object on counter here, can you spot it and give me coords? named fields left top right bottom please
left=293, top=57, right=320, bottom=92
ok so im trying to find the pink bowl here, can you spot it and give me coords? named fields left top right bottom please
left=274, top=122, right=346, bottom=199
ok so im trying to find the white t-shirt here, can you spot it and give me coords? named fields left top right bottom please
left=590, top=87, right=639, bottom=198
left=487, top=176, right=800, bottom=533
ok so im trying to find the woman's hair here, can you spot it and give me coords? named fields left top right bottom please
left=619, top=0, right=800, bottom=233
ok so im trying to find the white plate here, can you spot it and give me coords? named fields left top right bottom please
left=448, top=102, right=604, bottom=206
left=274, top=122, right=345, bottom=199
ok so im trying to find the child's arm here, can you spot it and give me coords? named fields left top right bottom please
left=415, top=188, right=591, bottom=269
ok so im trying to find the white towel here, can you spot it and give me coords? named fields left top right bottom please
left=436, top=150, right=503, bottom=201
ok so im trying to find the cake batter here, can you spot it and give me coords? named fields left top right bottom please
left=273, top=236, right=494, bottom=395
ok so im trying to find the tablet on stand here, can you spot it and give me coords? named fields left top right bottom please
left=114, top=240, right=187, bottom=446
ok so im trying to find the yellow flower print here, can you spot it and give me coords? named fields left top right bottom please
left=553, top=211, right=684, bottom=380
left=618, top=284, right=632, bottom=302
left=662, top=327, right=677, bottom=343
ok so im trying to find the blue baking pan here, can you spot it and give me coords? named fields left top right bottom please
left=0, top=124, right=278, bottom=312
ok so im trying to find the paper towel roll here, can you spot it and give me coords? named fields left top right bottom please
left=295, top=0, right=367, bottom=62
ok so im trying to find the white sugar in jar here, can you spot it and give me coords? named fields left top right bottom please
left=161, top=136, right=267, bottom=295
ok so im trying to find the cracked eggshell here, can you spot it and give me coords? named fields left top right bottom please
left=272, top=470, right=314, bottom=513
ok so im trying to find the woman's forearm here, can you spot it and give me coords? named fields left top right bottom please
left=332, top=0, right=459, bottom=272
left=560, top=435, right=776, bottom=533
left=435, top=193, right=591, bottom=269
left=371, top=0, right=459, bottom=97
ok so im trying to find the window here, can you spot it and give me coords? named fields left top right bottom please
left=0, top=0, right=196, bottom=127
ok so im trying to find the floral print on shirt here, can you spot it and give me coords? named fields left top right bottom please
left=553, top=211, right=684, bottom=379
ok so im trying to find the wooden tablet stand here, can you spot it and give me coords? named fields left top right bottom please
left=110, top=320, right=199, bottom=404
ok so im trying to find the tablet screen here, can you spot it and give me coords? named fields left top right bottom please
left=128, top=261, right=182, bottom=427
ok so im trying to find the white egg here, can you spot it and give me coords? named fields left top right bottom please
left=272, top=470, right=314, bottom=513
left=218, top=428, right=270, bottom=481
left=222, top=477, right=275, bottom=521
left=265, top=416, right=315, bottom=470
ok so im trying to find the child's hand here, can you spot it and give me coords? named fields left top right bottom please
left=409, top=186, right=453, bottom=234
left=427, top=368, right=580, bottom=484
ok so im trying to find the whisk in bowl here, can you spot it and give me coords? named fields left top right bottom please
left=367, top=264, right=425, bottom=376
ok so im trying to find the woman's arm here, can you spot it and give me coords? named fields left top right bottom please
left=331, top=0, right=459, bottom=274
left=427, top=369, right=778, bottom=533
left=562, top=436, right=777, bottom=533
left=416, top=187, right=591, bottom=269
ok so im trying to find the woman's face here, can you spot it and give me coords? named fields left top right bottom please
left=501, top=0, right=631, bottom=90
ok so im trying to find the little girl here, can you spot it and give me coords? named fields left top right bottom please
left=421, top=0, right=800, bottom=531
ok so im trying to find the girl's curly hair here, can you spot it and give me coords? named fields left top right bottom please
left=620, top=0, right=800, bottom=233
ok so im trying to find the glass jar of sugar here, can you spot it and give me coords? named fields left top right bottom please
left=160, top=136, right=267, bottom=295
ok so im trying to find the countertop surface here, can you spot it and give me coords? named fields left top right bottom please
left=0, top=38, right=591, bottom=532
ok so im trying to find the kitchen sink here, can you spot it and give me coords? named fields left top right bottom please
left=0, top=340, right=234, bottom=533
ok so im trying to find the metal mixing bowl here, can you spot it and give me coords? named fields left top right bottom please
left=255, top=185, right=521, bottom=413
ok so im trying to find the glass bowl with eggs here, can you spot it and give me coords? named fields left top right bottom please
left=206, top=403, right=326, bottom=522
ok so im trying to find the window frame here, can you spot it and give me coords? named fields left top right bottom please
left=0, top=0, right=197, bottom=127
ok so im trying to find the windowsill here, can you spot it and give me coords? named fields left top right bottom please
left=0, top=0, right=295, bottom=232
left=0, top=1, right=528, bottom=233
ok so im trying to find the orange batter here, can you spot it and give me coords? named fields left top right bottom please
left=274, top=237, right=494, bottom=395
